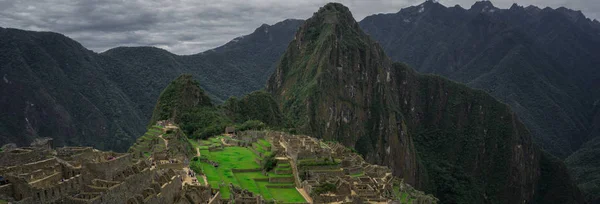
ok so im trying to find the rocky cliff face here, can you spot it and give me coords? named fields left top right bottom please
left=267, top=3, right=582, bottom=203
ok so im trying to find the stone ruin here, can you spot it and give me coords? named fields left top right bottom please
left=0, top=141, right=217, bottom=204
left=234, top=130, right=438, bottom=204
left=228, top=184, right=264, bottom=204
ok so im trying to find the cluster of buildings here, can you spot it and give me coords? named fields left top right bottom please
left=232, top=131, right=437, bottom=204
left=0, top=136, right=217, bottom=204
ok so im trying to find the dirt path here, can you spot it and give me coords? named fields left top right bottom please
left=158, top=134, right=169, bottom=149
left=195, top=146, right=208, bottom=185
left=297, top=187, right=313, bottom=204
left=280, top=141, right=312, bottom=203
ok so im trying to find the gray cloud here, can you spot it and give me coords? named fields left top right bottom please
left=0, top=0, right=597, bottom=55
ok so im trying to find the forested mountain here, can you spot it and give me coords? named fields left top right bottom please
left=359, top=0, right=600, bottom=159
left=0, top=28, right=145, bottom=151
left=0, top=19, right=303, bottom=151
left=358, top=2, right=600, bottom=200
left=266, top=3, right=582, bottom=203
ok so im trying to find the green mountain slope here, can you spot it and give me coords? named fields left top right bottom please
left=0, top=20, right=303, bottom=151
left=221, top=90, right=284, bottom=128
left=267, top=3, right=583, bottom=203
left=359, top=1, right=600, bottom=159
left=0, top=28, right=145, bottom=151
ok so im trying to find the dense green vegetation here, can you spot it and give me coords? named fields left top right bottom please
left=222, top=91, right=285, bottom=128
left=149, top=74, right=231, bottom=140
left=262, top=153, right=278, bottom=171
left=188, top=137, right=305, bottom=202
left=566, top=136, right=600, bottom=202
left=150, top=75, right=289, bottom=140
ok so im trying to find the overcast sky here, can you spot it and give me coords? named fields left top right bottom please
left=0, top=0, right=597, bottom=55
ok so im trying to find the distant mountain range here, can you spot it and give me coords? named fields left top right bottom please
left=0, top=19, right=303, bottom=152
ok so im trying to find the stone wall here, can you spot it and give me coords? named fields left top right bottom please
left=0, top=148, right=49, bottom=167
left=343, top=166, right=363, bottom=175
left=0, top=184, right=14, bottom=201
left=28, top=172, right=62, bottom=188
left=180, top=185, right=212, bottom=203
left=9, top=174, right=85, bottom=204
left=0, top=158, right=59, bottom=178
left=90, top=169, right=154, bottom=204
left=156, top=163, right=185, bottom=170
left=231, top=169, right=261, bottom=173
left=253, top=178, right=269, bottom=182
left=57, top=147, right=93, bottom=157
left=268, top=177, right=294, bottom=183
left=234, top=196, right=262, bottom=204
left=143, top=174, right=183, bottom=204
left=83, top=154, right=132, bottom=181
left=275, top=169, right=292, bottom=175
left=265, top=184, right=295, bottom=188
left=313, top=194, right=346, bottom=203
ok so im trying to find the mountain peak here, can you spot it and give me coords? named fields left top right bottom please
left=292, top=2, right=364, bottom=45
left=149, top=74, right=213, bottom=126
left=509, top=3, right=522, bottom=10
left=556, top=7, right=587, bottom=22
left=470, top=0, right=497, bottom=13
left=313, top=2, right=356, bottom=25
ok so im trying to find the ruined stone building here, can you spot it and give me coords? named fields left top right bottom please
left=0, top=139, right=215, bottom=204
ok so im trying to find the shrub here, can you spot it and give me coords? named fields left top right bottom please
left=263, top=153, right=278, bottom=171
left=237, top=120, right=266, bottom=131
left=311, top=183, right=336, bottom=196
left=190, top=161, right=203, bottom=174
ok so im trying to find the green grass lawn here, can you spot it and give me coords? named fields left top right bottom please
left=196, top=175, right=206, bottom=185
left=258, top=139, right=271, bottom=148
left=188, top=137, right=305, bottom=203
left=268, top=187, right=306, bottom=202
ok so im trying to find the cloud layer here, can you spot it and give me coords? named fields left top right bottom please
left=1, top=0, right=597, bottom=55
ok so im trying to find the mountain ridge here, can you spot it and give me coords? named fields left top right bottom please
left=0, top=20, right=303, bottom=151
left=360, top=0, right=600, bottom=158
left=267, top=3, right=582, bottom=203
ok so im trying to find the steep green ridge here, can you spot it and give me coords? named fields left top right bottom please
left=149, top=74, right=231, bottom=140
left=267, top=3, right=583, bottom=203
left=149, top=74, right=213, bottom=125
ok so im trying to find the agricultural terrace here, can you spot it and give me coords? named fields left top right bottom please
left=189, top=135, right=306, bottom=203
